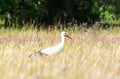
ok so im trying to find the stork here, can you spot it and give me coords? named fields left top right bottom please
left=29, top=31, right=73, bottom=57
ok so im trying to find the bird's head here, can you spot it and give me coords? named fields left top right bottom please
left=61, top=31, right=73, bottom=40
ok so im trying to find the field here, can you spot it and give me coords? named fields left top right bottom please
left=0, top=26, right=120, bottom=79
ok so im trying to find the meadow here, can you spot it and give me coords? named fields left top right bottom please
left=0, top=25, right=120, bottom=79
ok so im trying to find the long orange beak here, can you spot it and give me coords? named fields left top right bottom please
left=65, top=34, right=73, bottom=40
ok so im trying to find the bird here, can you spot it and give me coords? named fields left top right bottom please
left=29, top=31, right=73, bottom=57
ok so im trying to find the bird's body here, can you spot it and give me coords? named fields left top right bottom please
left=29, top=31, right=73, bottom=57
left=40, top=43, right=64, bottom=55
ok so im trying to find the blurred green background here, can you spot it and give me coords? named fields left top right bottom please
left=0, top=0, right=120, bottom=28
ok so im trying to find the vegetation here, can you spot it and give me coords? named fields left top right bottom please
left=0, top=0, right=120, bottom=27
left=0, top=25, right=120, bottom=79
left=0, top=0, right=120, bottom=79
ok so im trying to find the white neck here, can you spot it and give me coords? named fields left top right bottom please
left=61, top=34, right=65, bottom=45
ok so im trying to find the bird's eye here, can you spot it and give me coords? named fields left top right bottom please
left=64, top=33, right=66, bottom=35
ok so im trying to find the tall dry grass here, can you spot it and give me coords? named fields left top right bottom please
left=0, top=26, right=120, bottom=79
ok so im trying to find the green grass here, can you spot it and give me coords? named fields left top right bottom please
left=0, top=26, right=120, bottom=79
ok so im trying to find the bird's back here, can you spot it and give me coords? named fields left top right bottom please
left=41, top=43, right=64, bottom=55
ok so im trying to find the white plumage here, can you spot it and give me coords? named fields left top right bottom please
left=29, top=31, right=73, bottom=57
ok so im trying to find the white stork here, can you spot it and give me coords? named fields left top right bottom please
left=29, top=31, right=73, bottom=57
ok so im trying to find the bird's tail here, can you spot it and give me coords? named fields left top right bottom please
left=29, top=50, right=43, bottom=58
